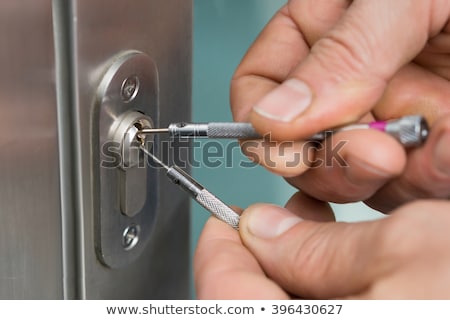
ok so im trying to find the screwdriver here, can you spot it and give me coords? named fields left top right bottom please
left=139, top=115, right=429, bottom=147
left=139, top=146, right=241, bottom=230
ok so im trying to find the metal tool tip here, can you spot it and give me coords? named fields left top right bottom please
left=139, top=146, right=170, bottom=170
left=138, top=128, right=169, bottom=134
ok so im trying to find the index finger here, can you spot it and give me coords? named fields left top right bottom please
left=231, top=0, right=350, bottom=122
left=230, top=4, right=309, bottom=122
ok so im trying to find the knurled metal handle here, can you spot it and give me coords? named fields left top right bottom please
left=196, top=189, right=240, bottom=230
left=207, top=122, right=261, bottom=139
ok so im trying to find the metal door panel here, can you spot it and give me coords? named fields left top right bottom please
left=0, top=0, right=191, bottom=299
left=0, top=0, right=63, bottom=299
left=60, top=0, right=192, bottom=299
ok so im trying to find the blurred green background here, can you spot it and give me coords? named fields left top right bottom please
left=192, top=0, right=290, bottom=258
left=191, top=0, right=382, bottom=297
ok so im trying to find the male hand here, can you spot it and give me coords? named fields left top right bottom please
left=195, top=0, right=450, bottom=299
left=195, top=194, right=450, bottom=299
left=231, top=0, right=450, bottom=211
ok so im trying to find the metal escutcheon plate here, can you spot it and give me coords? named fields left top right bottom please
left=93, top=51, right=159, bottom=268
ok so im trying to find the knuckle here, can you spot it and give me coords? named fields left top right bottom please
left=311, top=30, right=369, bottom=80
left=309, top=17, right=388, bottom=83
left=287, top=224, right=337, bottom=294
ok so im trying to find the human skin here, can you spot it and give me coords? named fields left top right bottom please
left=195, top=0, right=450, bottom=299
left=195, top=194, right=450, bottom=299
left=230, top=0, right=450, bottom=211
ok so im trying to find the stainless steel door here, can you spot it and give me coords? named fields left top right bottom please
left=0, top=0, right=191, bottom=299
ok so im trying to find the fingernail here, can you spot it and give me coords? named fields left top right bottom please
left=253, top=79, right=313, bottom=122
left=246, top=205, right=303, bottom=239
left=434, top=132, right=450, bottom=176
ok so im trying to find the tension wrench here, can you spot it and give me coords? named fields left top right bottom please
left=139, top=146, right=240, bottom=230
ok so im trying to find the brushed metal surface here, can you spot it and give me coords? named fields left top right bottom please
left=66, top=0, right=192, bottom=298
left=0, top=0, right=191, bottom=299
left=0, top=0, right=63, bottom=298
left=95, top=53, right=159, bottom=268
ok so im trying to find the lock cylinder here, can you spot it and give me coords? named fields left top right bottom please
left=109, top=110, right=155, bottom=218
left=110, top=111, right=154, bottom=169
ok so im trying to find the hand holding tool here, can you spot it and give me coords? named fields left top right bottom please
left=139, top=146, right=240, bottom=230
left=136, top=115, right=430, bottom=230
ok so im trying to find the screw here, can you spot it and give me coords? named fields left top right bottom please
left=122, top=224, right=140, bottom=250
left=121, top=75, right=140, bottom=103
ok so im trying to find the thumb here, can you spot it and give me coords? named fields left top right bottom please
left=251, top=0, right=449, bottom=139
left=239, top=204, right=383, bottom=299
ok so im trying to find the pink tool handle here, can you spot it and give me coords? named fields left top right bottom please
left=369, top=121, right=387, bottom=132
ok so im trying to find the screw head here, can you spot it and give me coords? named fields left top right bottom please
left=122, top=224, right=140, bottom=251
left=121, top=75, right=140, bottom=103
